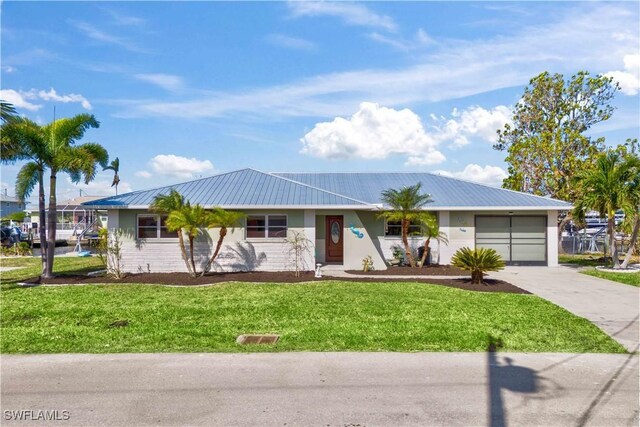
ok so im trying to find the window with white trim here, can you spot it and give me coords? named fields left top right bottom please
left=246, top=214, right=288, bottom=238
left=137, top=214, right=178, bottom=239
left=384, top=219, right=422, bottom=236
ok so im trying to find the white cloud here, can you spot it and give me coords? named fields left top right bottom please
left=1, top=65, right=16, bottom=73
left=368, top=28, right=435, bottom=51
left=604, top=54, right=640, bottom=96
left=266, top=34, right=316, bottom=51
left=436, top=164, right=508, bottom=187
left=134, top=74, right=184, bottom=92
left=115, top=4, right=638, bottom=120
left=300, top=102, right=445, bottom=166
left=135, top=170, right=152, bottom=178
left=288, top=2, right=397, bottom=31
left=71, top=21, right=150, bottom=53
left=149, top=154, right=214, bottom=179
left=0, top=89, right=42, bottom=111
left=63, top=176, right=132, bottom=197
left=432, top=105, right=512, bottom=149
left=37, top=88, right=92, bottom=110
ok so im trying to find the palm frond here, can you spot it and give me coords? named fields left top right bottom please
left=15, top=162, right=41, bottom=200
left=150, top=189, right=186, bottom=214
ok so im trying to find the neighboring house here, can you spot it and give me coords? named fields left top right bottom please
left=83, top=168, right=571, bottom=273
left=0, top=189, right=26, bottom=219
left=40, top=196, right=109, bottom=240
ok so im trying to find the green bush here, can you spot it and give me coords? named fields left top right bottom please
left=451, top=247, right=505, bottom=284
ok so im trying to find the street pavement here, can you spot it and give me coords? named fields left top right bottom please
left=2, top=352, right=638, bottom=426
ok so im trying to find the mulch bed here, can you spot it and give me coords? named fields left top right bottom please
left=345, top=265, right=466, bottom=276
left=20, top=271, right=529, bottom=294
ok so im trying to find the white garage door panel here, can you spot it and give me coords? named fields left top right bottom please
left=476, top=216, right=547, bottom=264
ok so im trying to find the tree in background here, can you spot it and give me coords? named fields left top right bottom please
left=494, top=71, right=618, bottom=201
left=103, top=157, right=121, bottom=195
left=572, top=151, right=640, bottom=269
left=379, top=183, right=433, bottom=268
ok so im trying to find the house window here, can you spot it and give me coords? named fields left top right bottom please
left=384, top=220, right=422, bottom=236
left=137, top=214, right=178, bottom=239
left=246, top=215, right=288, bottom=238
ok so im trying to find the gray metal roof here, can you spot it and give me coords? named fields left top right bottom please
left=274, top=172, right=571, bottom=209
left=83, top=168, right=571, bottom=210
left=84, top=169, right=369, bottom=209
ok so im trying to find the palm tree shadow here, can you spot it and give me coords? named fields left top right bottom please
left=210, top=242, right=267, bottom=272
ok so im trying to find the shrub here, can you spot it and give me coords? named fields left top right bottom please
left=362, top=255, right=374, bottom=272
left=451, top=247, right=505, bottom=284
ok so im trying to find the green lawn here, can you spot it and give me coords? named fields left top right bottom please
left=0, top=256, right=103, bottom=289
left=1, top=280, right=624, bottom=354
left=559, top=254, right=640, bottom=287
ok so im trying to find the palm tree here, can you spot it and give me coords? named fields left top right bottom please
left=1, top=117, right=49, bottom=275
left=165, top=204, right=208, bottom=277
left=1, top=101, right=18, bottom=123
left=201, top=208, right=246, bottom=275
left=417, top=213, right=448, bottom=268
left=103, top=157, right=120, bottom=195
left=150, top=189, right=194, bottom=276
left=379, top=183, right=433, bottom=267
left=572, top=151, right=639, bottom=269
left=42, top=114, right=108, bottom=277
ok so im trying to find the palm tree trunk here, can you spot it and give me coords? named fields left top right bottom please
left=402, top=219, right=416, bottom=267
left=621, top=214, right=640, bottom=269
left=202, top=227, right=227, bottom=276
left=188, top=235, right=197, bottom=277
left=37, top=169, right=47, bottom=277
left=44, top=171, right=57, bottom=278
left=557, top=214, right=571, bottom=254
left=419, top=237, right=431, bottom=269
left=608, top=214, right=620, bottom=269
left=177, top=231, right=194, bottom=276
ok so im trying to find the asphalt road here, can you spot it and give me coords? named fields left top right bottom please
left=2, top=352, right=638, bottom=426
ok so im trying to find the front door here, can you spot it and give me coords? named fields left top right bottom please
left=325, top=216, right=344, bottom=263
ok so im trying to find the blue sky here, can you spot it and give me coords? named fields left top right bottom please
left=1, top=1, right=639, bottom=204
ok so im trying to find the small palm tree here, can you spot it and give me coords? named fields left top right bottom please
left=150, top=189, right=194, bottom=276
left=103, top=157, right=120, bottom=195
left=572, top=151, right=639, bottom=269
left=201, top=208, right=246, bottom=275
left=380, top=183, right=433, bottom=267
left=451, top=247, right=505, bottom=284
left=417, top=212, right=448, bottom=268
left=166, top=204, right=208, bottom=277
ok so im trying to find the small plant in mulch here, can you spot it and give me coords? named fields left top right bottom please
left=108, top=319, right=129, bottom=328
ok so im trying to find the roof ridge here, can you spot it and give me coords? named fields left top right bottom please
left=252, top=168, right=374, bottom=206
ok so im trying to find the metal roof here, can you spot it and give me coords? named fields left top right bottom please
left=274, top=172, right=571, bottom=209
left=83, top=169, right=369, bottom=209
left=83, top=168, right=571, bottom=210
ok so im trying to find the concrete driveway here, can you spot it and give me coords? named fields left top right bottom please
left=1, top=352, right=638, bottom=427
left=489, top=266, right=640, bottom=352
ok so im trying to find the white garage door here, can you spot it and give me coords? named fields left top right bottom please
left=475, top=216, right=547, bottom=265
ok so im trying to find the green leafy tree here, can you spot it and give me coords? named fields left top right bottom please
left=202, top=208, right=246, bottom=275
left=417, top=213, right=448, bottom=268
left=166, top=204, right=208, bottom=277
left=43, top=114, right=108, bottom=278
left=150, top=189, right=194, bottom=276
left=572, top=151, right=640, bottom=269
left=103, top=157, right=120, bottom=195
left=451, top=247, right=505, bottom=284
left=1, top=117, right=51, bottom=275
left=1, top=101, right=18, bottom=123
left=379, top=183, right=433, bottom=267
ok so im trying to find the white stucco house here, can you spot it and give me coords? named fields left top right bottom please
left=83, top=168, right=571, bottom=273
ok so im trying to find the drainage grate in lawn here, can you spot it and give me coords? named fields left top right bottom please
left=236, top=334, right=280, bottom=345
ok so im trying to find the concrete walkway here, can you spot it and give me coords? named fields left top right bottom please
left=489, top=266, right=640, bottom=352
left=1, top=352, right=637, bottom=426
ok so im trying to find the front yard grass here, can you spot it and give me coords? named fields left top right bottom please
left=0, top=256, right=103, bottom=290
left=581, top=269, right=640, bottom=287
left=1, top=280, right=625, bottom=354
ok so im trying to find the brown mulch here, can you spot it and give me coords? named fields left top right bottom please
left=345, top=265, right=467, bottom=276
left=20, top=271, right=529, bottom=294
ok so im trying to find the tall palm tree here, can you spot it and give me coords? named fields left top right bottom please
left=201, top=208, right=246, bottom=275
left=379, top=183, right=433, bottom=267
left=103, top=157, right=120, bottom=195
left=42, top=114, right=108, bottom=277
left=1, top=117, right=49, bottom=275
left=417, top=213, right=448, bottom=268
left=573, top=151, right=639, bottom=269
left=150, top=189, right=194, bottom=276
left=166, top=204, right=208, bottom=277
